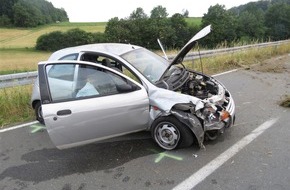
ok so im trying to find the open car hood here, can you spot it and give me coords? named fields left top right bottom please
left=158, top=25, right=211, bottom=82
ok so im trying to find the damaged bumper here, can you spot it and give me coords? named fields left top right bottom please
left=172, top=92, right=235, bottom=148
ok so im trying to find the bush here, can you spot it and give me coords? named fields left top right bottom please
left=36, top=31, right=66, bottom=51
left=35, top=29, right=107, bottom=51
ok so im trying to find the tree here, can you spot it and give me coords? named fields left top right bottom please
left=0, top=15, right=11, bottom=26
left=13, top=1, right=44, bottom=27
left=170, top=13, right=190, bottom=48
left=201, top=4, right=237, bottom=47
left=150, top=5, right=168, bottom=18
left=0, top=0, right=18, bottom=20
left=129, top=7, right=148, bottom=19
left=0, top=0, right=68, bottom=27
left=182, top=9, right=189, bottom=17
left=105, top=17, right=131, bottom=43
left=265, top=3, right=290, bottom=40
left=236, top=10, right=266, bottom=41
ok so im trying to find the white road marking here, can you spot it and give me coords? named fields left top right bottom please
left=0, top=121, right=38, bottom=133
left=172, top=118, right=279, bottom=190
left=212, top=69, right=238, bottom=77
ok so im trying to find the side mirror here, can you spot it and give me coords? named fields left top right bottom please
left=116, top=83, right=139, bottom=93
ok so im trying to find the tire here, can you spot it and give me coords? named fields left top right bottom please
left=34, top=101, right=44, bottom=125
left=151, top=116, right=193, bottom=150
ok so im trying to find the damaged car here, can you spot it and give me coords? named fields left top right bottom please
left=33, top=25, right=235, bottom=150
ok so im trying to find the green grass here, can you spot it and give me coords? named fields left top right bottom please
left=185, top=17, right=202, bottom=26
left=0, top=48, right=50, bottom=75
left=0, top=85, right=34, bottom=128
left=0, top=22, right=106, bottom=49
left=184, top=41, right=290, bottom=75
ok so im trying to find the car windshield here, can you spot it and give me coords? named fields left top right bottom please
left=121, top=48, right=170, bottom=83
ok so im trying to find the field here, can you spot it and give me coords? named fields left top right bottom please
left=185, top=17, right=202, bottom=26
left=0, top=49, right=50, bottom=75
left=0, top=22, right=107, bottom=74
left=0, top=22, right=106, bottom=49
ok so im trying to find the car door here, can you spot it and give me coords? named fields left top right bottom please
left=38, top=61, right=149, bottom=149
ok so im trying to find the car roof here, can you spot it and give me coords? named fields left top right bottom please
left=48, top=43, right=142, bottom=61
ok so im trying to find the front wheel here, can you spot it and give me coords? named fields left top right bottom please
left=151, top=116, right=193, bottom=150
left=34, top=101, right=44, bottom=125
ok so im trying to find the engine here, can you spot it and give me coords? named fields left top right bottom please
left=180, top=73, right=219, bottom=99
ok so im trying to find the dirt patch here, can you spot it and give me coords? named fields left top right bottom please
left=280, top=96, right=290, bottom=108
left=250, top=54, right=290, bottom=73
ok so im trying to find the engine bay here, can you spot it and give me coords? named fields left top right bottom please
left=180, top=72, right=219, bottom=99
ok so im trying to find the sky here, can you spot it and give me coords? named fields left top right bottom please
left=48, top=0, right=258, bottom=22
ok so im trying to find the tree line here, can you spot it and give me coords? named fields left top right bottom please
left=202, top=0, right=290, bottom=47
left=36, top=0, right=290, bottom=51
left=0, top=0, right=68, bottom=27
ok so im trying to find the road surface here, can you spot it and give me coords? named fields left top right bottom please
left=1, top=55, right=289, bottom=190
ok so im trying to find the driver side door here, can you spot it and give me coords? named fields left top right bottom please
left=38, top=61, right=149, bottom=149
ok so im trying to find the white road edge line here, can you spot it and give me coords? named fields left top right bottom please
left=212, top=69, right=238, bottom=77
left=172, top=118, right=279, bottom=190
left=0, top=121, right=38, bottom=133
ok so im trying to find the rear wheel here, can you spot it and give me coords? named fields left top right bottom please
left=151, top=116, right=193, bottom=150
left=34, top=101, right=44, bottom=125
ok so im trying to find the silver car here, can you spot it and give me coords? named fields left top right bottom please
left=32, top=25, right=235, bottom=150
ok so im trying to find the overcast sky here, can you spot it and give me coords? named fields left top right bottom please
left=48, top=0, right=258, bottom=22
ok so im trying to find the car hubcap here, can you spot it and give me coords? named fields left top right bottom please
left=155, top=122, right=180, bottom=149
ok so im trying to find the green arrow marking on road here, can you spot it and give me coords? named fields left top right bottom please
left=154, top=152, right=183, bottom=163
left=30, top=124, right=46, bottom=133
left=148, top=149, right=183, bottom=163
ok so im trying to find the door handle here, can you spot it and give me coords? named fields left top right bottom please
left=57, top=109, right=72, bottom=116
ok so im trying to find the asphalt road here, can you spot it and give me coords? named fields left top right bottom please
left=1, top=65, right=289, bottom=190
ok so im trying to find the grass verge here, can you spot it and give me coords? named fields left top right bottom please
left=185, top=41, right=290, bottom=75
left=280, top=96, right=290, bottom=108
left=1, top=41, right=290, bottom=128
left=0, top=85, right=34, bottom=128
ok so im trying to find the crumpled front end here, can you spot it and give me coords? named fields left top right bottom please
left=148, top=73, right=235, bottom=148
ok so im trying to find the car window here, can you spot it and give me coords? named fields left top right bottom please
left=122, top=66, right=142, bottom=84
left=46, top=64, right=76, bottom=101
left=59, top=53, right=78, bottom=60
left=46, top=63, right=139, bottom=102
left=47, top=64, right=75, bottom=81
left=121, top=48, right=168, bottom=83
left=75, top=65, right=130, bottom=98
left=81, top=52, right=142, bottom=84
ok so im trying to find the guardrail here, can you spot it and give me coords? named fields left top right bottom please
left=0, top=71, right=38, bottom=88
left=1, top=40, right=289, bottom=88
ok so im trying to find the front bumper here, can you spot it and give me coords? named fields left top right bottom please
left=204, top=93, right=236, bottom=132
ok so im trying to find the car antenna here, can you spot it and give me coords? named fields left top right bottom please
left=197, top=41, right=204, bottom=74
left=157, top=39, right=168, bottom=60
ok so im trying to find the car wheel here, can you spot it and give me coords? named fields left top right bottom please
left=35, top=101, right=44, bottom=125
left=151, top=116, right=193, bottom=150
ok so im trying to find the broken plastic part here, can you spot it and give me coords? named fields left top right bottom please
left=220, top=110, right=230, bottom=121
left=171, top=110, right=205, bottom=148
